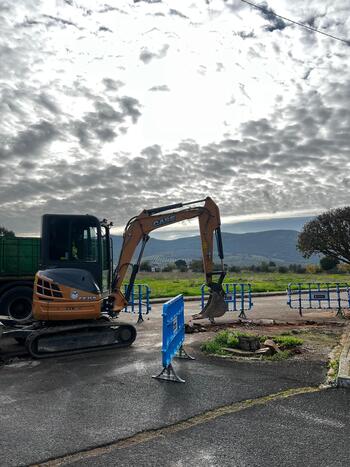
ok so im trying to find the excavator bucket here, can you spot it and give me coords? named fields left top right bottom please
left=192, top=289, right=228, bottom=322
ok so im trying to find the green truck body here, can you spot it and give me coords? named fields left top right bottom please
left=0, top=237, right=41, bottom=321
left=0, top=237, right=40, bottom=276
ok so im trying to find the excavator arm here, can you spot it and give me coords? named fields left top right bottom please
left=109, top=197, right=227, bottom=321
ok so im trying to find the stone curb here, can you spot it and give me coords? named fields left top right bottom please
left=337, top=328, right=350, bottom=388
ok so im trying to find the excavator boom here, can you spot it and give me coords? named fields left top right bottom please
left=110, top=197, right=227, bottom=321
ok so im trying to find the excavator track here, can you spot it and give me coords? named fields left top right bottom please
left=25, top=322, right=137, bottom=359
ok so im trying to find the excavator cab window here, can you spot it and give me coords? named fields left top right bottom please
left=41, top=214, right=111, bottom=296
left=47, top=218, right=98, bottom=263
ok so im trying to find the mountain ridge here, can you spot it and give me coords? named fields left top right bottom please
left=112, top=229, right=315, bottom=266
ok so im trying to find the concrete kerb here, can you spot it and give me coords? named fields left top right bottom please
left=337, top=327, right=350, bottom=388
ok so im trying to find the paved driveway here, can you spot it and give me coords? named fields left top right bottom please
left=0, top=296, right=346, bottom=466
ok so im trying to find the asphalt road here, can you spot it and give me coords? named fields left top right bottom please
left=0, top=295, right=347, bottom=466
left=67, top=388, right=350, bottom=467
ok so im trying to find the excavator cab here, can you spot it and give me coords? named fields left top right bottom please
left=33, top=214, right=113, bottom=321
left=40, top=214, right=112, bottom=296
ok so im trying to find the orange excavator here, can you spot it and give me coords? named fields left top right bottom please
left=1, top=197, right=227, bottom=358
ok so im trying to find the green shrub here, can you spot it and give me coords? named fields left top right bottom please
left=215, top=330, right=231, bottom=346
left=328, top=358, right=339, bottom=372
left=227, top=334, right=239, bottom=348
left=272, top=336, right=303, bottom=347
left=201, top=340, right=226, bottom=354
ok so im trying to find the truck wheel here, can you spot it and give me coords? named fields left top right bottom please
left=1, top=287, right=33, bottom=323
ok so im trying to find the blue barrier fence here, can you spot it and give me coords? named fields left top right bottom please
left=200, top=283, right=253, bottom=316
left=161, top=294, right=185, bottom=368
left=123, top=284, right=151, bottom=322
left=287, top=282, right=350, bottom=316
left=153, top=294, right=193, bottom=383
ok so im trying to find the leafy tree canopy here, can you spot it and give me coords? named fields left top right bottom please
left=297, top=207, right=350, bottom=264
left=140, top=260, right=151, bottom=272
left=189, top=259, right=203, bottom=273
left=320, top=256, right=339, bottom=271
left=0, top=226, right=15, bottom=237
left=174, top=259, right=187, bottom=270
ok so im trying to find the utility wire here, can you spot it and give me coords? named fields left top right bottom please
left=239, top=0, right=350, bottom=46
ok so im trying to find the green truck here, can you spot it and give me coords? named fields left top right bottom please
left=0, top=237, right=40, bottom=322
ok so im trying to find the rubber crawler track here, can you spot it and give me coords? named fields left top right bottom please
left=25, top=322, right=137, bottom=358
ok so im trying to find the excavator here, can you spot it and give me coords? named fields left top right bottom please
left=0, top=197, right=227, bottom=358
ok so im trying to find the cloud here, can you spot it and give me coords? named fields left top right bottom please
left=149, top=85, right=170, bottom=91
left=103, top=79, right=125, bottom=91
left=3, top=78, right=350, bottom=235
left=139, top=44, right=169, bottom=64
left=42, top=15, right=81, bottom=30
left=0, top=0, right=350, bottom=238
left=169, top=9, right=188, bottom=19
left=68, top=96, right=141, bottom=147
left=1, top=120, right=60, bottom=160
left=257, top=2, right=288, bottom=32
left=235, top=31, right=255, bottom=39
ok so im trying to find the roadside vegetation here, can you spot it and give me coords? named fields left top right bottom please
left=200, top=330, right=303, bottom=361
left=132, top=270, right=350, bottom=298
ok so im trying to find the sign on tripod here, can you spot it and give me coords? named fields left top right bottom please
left=153, top=294, right=194, bottom=383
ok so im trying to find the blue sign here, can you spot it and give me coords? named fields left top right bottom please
left=153, top=294, right=193, bottom=383
left=161, top=294, right=185, bottom=368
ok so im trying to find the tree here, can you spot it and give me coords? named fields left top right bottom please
left=162, top=263, right=175, bottom=272
left=175, top=259, right=187, bottom=271
left=320, top=256, right=339, bottom=271
left=189, top=259, right=203, bottom=273
left=305, top=264, right=320, bottom=274
left=259, top=261, right=269, bottom=272
left=288, top=263, right=306, bottom=273
left=140, top=260, right=151, bottom=272
left=229, top=265, right=241, bottom=273
left=297, top=207, right=350, bottom=264
left=0, top=226, right=15, bottom=237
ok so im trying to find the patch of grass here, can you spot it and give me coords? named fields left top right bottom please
left=131, top=271, right=350, bottom=298
left=328, top=358, right=339, bottom=373
left=200, top=340, right=227, bottom=355
left=227, top=334, right=239, bottom=348
left=215, top=330, right=232, bottom=346
left=201, top=328, right=303, bottom=359
left=265, top=350, right=292, bottom=361
left=201, top=330, right=246, bottom=354
left=272, top=336, right=303, bottom=347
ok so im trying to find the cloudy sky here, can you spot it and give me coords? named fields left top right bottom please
left=1, top=0, right=350, bottom=238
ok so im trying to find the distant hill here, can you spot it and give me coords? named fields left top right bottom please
left=112, top=229, right=317, bottom=266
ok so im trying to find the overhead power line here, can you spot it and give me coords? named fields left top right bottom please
left=239, top=0, right=350, bottom=46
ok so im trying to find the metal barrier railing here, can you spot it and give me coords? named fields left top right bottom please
left=123, top=284, right=151, bottom=323
left=287, top=282, right=350, bottom=317
left=200, top=283, right=253, bottom=318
